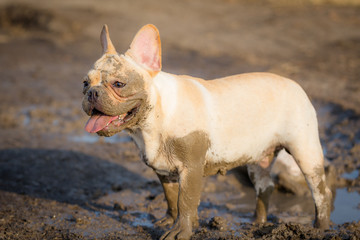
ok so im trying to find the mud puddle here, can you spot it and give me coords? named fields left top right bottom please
left=341, top=169, right=359, bottom=180
left=331, top=188, right=360, bottom=224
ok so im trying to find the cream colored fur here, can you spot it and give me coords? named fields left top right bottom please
left=123, top=55, right=321, bottom=177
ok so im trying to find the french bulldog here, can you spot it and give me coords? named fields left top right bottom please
left=82, top=24, right=332, bottom=240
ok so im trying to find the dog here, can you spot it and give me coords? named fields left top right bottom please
left=82, top=24, right=332, bottom=240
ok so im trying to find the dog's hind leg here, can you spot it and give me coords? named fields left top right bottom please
left=247, top=155, right=275, bottom=223
left=287, top=138, right=332, bottom=229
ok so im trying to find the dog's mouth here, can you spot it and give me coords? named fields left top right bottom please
left=85, top=106, right=140, bottom=133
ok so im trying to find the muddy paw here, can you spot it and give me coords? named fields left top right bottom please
left=155, top=214, right=175, bottom=227
left=254, top=212, right=267, bottom=224
left=160, top=219, right=192, bottom=240
left=314, top=217, right=330, bottom=230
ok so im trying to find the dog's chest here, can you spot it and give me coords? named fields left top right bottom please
left=129, top=129, right=181, bottom=176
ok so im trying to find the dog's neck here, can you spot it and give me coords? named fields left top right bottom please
left=121, top=54, right=186, bottom=161
left=125, top=71, right=180, bottom=163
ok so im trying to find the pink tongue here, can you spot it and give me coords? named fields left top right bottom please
left=85, top=114, right=118, bottom=133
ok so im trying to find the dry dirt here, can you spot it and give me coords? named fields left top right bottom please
left=0, top=0, right=360, bottom=239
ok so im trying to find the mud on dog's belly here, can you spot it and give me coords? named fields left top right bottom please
left=203, top=144, right=282, bottom=176
left=203, top=155, right=253, bottom=176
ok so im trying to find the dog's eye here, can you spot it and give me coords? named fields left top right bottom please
left=83, top=81, right=89, bottom=88
left=113, top=81, right=126, bottom=88
left=82, top=80, right=90, bottom=95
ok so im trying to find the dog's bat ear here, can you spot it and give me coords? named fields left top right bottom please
left=100, top=24, right=117, bottom=55
left=126, top=24, right=162, bottom=75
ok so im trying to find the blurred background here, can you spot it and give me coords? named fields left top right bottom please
left=0, top=0, right=359, bottom=239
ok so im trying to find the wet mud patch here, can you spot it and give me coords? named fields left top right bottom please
left=0, top=148, right=161, bottom=239
left=0, top=148, right=148, bottom=204
left=316, top=102, right=360, bottom=174
left=303, top=38, right=360, bottom=84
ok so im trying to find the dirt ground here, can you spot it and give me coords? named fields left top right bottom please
left=1, top=0, right=360, bottom=239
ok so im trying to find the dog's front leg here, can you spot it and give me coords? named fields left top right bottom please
left=160, top=132, right=208, bottom=240
left=160, top=165, right=203, bottom=240
left=156, top=174, right=179, bottom=227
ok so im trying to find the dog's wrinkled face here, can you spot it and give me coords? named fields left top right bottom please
left=82, top=54, right=147, bottom=136
left=82, top=24, right=161, bottom=136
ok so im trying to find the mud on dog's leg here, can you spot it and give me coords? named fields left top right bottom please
left=289, top=144, right=332, bottom=229
left=155, top=174, right=179, bottom=227
left=160, top=165, right=204, bottom=240
left=160, top=132, right=208, bottom=240
left=247, top=159, right=274, bottom=224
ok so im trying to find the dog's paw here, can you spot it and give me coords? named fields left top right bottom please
left=160, top=219, right=192, bottom=240
left=155, top=214, right=175, bottom=227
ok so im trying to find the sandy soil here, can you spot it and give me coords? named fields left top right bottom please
left=0, top=0, right=360, bottom=239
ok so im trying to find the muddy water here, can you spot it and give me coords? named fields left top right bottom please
left=332, top=188, right=360, bottom=224
left=331, top=170, right=360, bottom=224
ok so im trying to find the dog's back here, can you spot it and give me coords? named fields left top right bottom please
left=152, top=71, right=318, bottom=165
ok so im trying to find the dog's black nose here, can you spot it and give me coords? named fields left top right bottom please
left=88, top=89, right=99, bottom=102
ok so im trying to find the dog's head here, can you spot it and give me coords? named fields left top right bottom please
left=82, top=24, right=161, bottom=136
